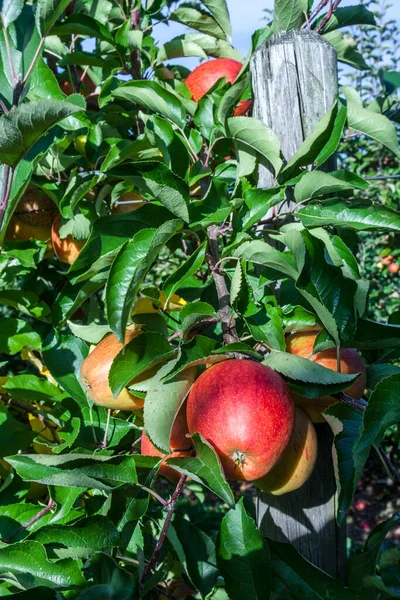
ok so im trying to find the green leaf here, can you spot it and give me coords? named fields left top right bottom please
left=143, top=359, right=196, bottom=452
left=163, top=243, right=206, bottom=305
left=163, top=336, right=226, bottom=382
left=0, top=0, right=24, bottom=28
left=112, top=81, right=185, bottom=127
left=3, top=374, right=64, bottom=402
left=297, top=199, right=400, bottom=232
left=279, top=100, right=347, bottom=182
left=172, top=515, right=219, bottom=597
left=0, top=290, right=50, bottom=319
left=59, top=51, right=106, bottom=67
left=324, top=31, right=370, bottom=71
left=349, top=515, right=400, bottom=592
left=170, top=6, right=226, bottom=39
left=0, top=100, right=82, bottom=166
left=241, top=187, right=284, bottom=230
left=80, top=552, right=136, bottom=600
left=109, top=332, right=175, bottom=398
left=320, top=5, right=376, bottom=34
left=0, top=407, right=35, bottom=457
left=167, top=433, right=235, bottom=506
left=352, top=318, right=400, bottom=350
left=0, top=540, right=85, bottom=589
left=273, top=0, right=307, bottom=32
left=245, top=306, right=286, bottom=350
left=202, top=0, right=231, bottom=40
left=0, top=318, right=41, bottom=354
left=346, top=99, right=400, bottom=158
left=51, top=14, right=113, bottom=42
left=180, top=301, right=218, bottom=340
left=109, top=163, right=190, bottom=222
left=33, top=516, right=121, bottom=560
left=262, top=350, right=358, bottom=398
left=106, top=220, right=182, bottom=343
left=232, top=240, right=298, bottom=279
left=218, top=498, right=271, bottom=600
left=42, top=331, right=89, bottom=403
left=226, top=117, right=282, bottom=176
left=294, top=170, right=369, bottom=203
left=323, top=402, right=364, bottom=525
left=367, top=364, right=400, bottom=391
left=270, top=539, right=358, bottom=599
left=35, top=0, right=72, bottom=34
left=156, top=33, right=242, bottom=62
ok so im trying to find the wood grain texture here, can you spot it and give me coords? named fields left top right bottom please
left=251, top=30, right=346, bottom=580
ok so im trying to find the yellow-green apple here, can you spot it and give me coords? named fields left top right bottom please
left=255, top=407, right=318, bottom=495
left=80, top=325, right=145, bottom=411
left=51, top=214, right=86, bottom=265
left=286, top=330, right=366, bottom=422
left=186, top=360, right=295, bottom=481
left=141, top=404, right=192, bottom=482
left=185, top=58, right=243, bottom=102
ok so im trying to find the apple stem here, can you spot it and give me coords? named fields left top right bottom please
left=102, top=408, right=112, bottom=448
left=140, top=473, right=187, bottom=589
left=206, top=225, right=239, bottom=345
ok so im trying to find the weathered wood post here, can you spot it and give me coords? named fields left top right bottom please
left=250, top=30, right=346, bottom=580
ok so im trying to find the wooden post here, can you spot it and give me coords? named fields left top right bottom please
left=250, top=30, right=346, bottom=581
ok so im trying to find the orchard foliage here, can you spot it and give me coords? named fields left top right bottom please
left=0, top=0, right=399, bottom=598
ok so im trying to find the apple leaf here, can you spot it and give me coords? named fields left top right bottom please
left=167, top=433, right=235, bottom=507
left=294, top=170, right=369, bottom=203
left=318, top=5, right=376, bottom=34
left=367, top=364, right=400, bottom=391
left=0, top=0, right=24, bottom=28
left=262, top=350, right=358, bottom=398
left=51, top=14, right=113, bottom=42
left=179, top=301, right=219, bottom=340
left=0, top=318, right=41, bottom=354
left=35, top=0, right=73, bottom=35
left=0, top=290, right=50, bottom=320
left=232, top=240, right=298, bottom=279
left=162, top=336, right=229, bottom=382
left=144, top=360, right=196, bottom=453
left=0, top=540, right=85, bottom=589
left=106, top=220, right=182, bottom=343
left=218, top=498, right=271, bottom=600
left=279, top=100, right=347, bottom=182
left=163, top=242, right=207, bottom=306
left=347, top=99, right=400, bottom=157
left=170, top=6, right=226, bottom=40
left=0, top=100, right=82, bottom=166
left=324, top=31, right=370, bottom=71
left=109, top=332, right=176, bottom=398
left=202, top=0, right=231, bottom=41
left=298, top=199, right=400, bottom=232
left=3, top=374, right=64, bottom=402
left=0, top=409, right=35, bottom=457
left=112, top=80, right=186, bottom=127
left=226, top=117, right=282, bottom=176
left=273, top=0, right=307, bottom=32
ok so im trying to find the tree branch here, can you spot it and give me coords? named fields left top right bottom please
left=140, top=473, right=187, bottom=589
left=335, top=391, right=367, bottom=412
left=206, top=225, right=238, bottom=345
left=4, top=498, right=55, bottom=542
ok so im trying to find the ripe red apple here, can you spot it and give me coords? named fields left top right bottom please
left=255, top=407, right=317, bottom=495
left=185, top=58, right=243, bottom=102
left=186, top=360, right=295, bottom=481
left=51, top=214, right=86, bottom=265
left=80, top=326, right=145, bottom=411
left=233, top=99, right=252, bottom=116
left=286, top=330, right=366, bottom=422
left=389, top=262, right=399, bottom=274
left=141, top=405, right=192, bottom=482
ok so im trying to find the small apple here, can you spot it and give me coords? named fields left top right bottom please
left=141, top=404, right=192, bottom=482
left=286, top=330, right=366, bottom=422
left=51, top=214, right=86, bottom=265
left=185, top=58, right=243, bottom=102
left=255, top=407, right=317, bottom=495
left=112, top=191, right=147, bottom=214
left=381, top=254, right=393, bottom=266
left=388, top=262, right=399, bottom=274
left=80, top=325, right=146, bottom=411
left=233, top=99, right=252, bottom=116
left=60, top=68, right=96, bottom=98
left=5, top=185, right=57, bottom=255
left=186, top=360, right=295, bottom=481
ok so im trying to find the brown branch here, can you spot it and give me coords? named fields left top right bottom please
left=315, top=0, right=342, bottom=33
left=4, top=498, right=55, bottom=542
left=335, top=391, right=366, bottom=412
left=206, top=225, right=238, bottom=345
left=140, top=473, right=187, bottom=589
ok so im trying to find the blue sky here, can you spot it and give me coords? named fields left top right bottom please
left=155, top=0, right=400, bottom=63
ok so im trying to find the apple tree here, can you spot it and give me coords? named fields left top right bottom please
left=0, top=0, right=399, bottom=598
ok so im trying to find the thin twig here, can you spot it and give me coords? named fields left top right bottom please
left=138, top=485, right=168, bottom=507
left=316, top=0, right=342, bottom=34
left=140, top=473, right=187, bottom=588
left=373, top=444, right=400, bottom=486
left=213, top=256, right=240, bottom=273
left=0, top=165, right=14, bottom=242
left=4, top=498, right=55, bottom=542
left=335, top=391, right=367, bottom=412
left=102, top=408, right=111, bottom=448
left=206, top=225, right=238, bottom=345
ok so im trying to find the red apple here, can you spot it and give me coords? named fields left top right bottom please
left=389, top=262, right=399, bottom=274
left=381, top=254, right=393, bottom=266
left=233, top=99, right=252, bottom=116
left=51, top=214, right=86, bottom=265
left=141, top=405, right=192, bottom=482
left=286, top=330, right=366, bottom=422
left=185, top=58, right=243, bottom=102
left=255, top=407, right=318, bottom=495
left=186, top=360, right=295, bottom=481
